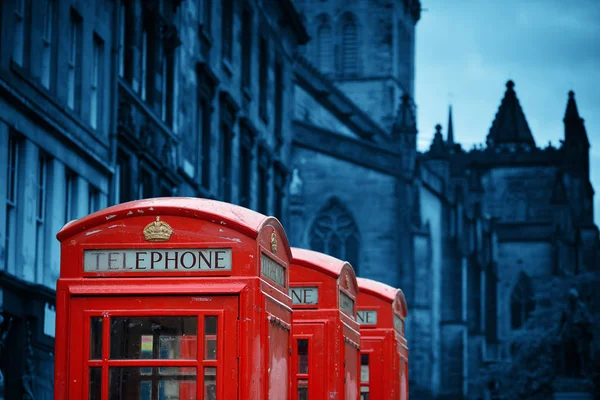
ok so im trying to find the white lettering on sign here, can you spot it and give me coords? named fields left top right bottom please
left=261, top=254, right=285, bottom=287
left=339, top=290, right=354, bottom=318
left=83, top=249, right=232, bottom=272
left=290, top=287, right=319, bottom=305
left=357, top=310, right=378, bottom=325
left=394, top=314, right=404, bottom=334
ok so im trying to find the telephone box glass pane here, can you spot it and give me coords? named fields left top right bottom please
left=110, top=316, right=197, bottom=359
left=109, top=367, right=197, bottom=399
left=297, top=379, right=308, bottom=400
left=204, top=316, right=217, bottom=360
left=89, top=367, right=101, bottom=400
left=360, top=386, right=370, bottom=400
left=360, top=354, right=369, bottom=383
left=90, top=317, right=103, bottom=360
left=297, top=339, right=308, bottom=374
left=204, top=367, right=216, bottom=400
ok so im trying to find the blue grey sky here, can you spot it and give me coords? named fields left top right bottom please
left=415, top=0, right=600, bottom=225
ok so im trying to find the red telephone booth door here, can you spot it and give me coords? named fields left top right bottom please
left=67, top=295, right=238, bottom=400
left=292, top=323, right=325, bottom=400
left=345, top=341, right=359, bottom=400
left=359, top=339, right=385, bottom=400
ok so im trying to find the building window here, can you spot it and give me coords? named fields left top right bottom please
left=200, top=101, right=211, bottom=188
left=91, top=34, right=104, bottom=130
left=36, top=153, right=48, bottom=277
left=141, top=30, right=148, bottom=100
left=13, top=0, right=30, bottom=67
left=241, top=7, right=252, bottom=91
left=67, top=9, right=82, bottom=111
left=138, top=168, right=153, bottom=199
left=199, top=0, right=212, bottom=36
left=161, top=54, right=168, bottom=121
left=274, top=60, right=284, bottom=143
left=257, top=147, right=269, bottom=214
left=309, top=198, right=360, bottom=272
left=220, top=125, right=233, bottom=202
left=316, top=18, right=333, bottom=73
left=65, top=169, right=76, bottom=223
left=273, top=164, right=286, bottom=223
left=41, top=0, right=55, bottom=89
left=5, top=135, right=20, bottom=269
left=510, top=272, right=534, bottom=330
left=89, top=186, right=100, bottom=214
left=239, top=127, right=254, bottom=208
left=118, top=0, right=125, bottom=77
left=340, top=14, right=358, bottom=77
left=259, top=36, right=269, bottom=121
left=221, top=0, right=233, bottom=62
left=116, top=150, right=132, bottom=203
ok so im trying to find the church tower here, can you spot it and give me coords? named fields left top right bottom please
left=292, top=0, right=422, bottom=131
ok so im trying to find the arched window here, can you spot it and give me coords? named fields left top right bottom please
left=510, top=272, right=535, bottom=329
left=316, top=17, right=333, bottom=74
left=340, top=14, right=358, bottom=77
left=309, top=198, right=360, bottom=272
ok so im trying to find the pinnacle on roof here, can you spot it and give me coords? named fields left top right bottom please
left=428, top=124, right=447, bottom=156
left=486, top=80, right=535, bottom=148
left=564, top=91, right=580, bottom=122
left=563, top=90, right=589, bottom=147
left=392, top=93, right=417, bottom=135
left=447, top=105, right=454, bottom=146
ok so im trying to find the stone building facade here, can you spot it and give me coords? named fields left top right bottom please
left=0, top=0, right=307, bottom=398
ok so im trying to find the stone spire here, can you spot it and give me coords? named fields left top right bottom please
left=486, top=80, right=535, bottom=148
left=447, top=105, right=454, bottom=146
left=563, top=91, right=589, bottom=147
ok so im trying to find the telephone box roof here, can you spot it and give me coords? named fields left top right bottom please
left=56, top=197, right=290, bottom=252
left=357, top=277, right=408, bottom=318
left=291, top=247, right=356, bottom=281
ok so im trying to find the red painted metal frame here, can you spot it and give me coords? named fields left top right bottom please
left=356, top=277, right=409, bottom=400
left=54, top=197, right=294, bottom=400
left=289, top=247, right=361, bottom=400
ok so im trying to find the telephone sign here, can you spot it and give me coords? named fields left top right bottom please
left=290, top=287, right=319, bottom=305
left=357, top=310, right=378, bottom=325
left=83, top=248, right=232, bottom=272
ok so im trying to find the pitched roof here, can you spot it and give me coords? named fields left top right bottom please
left=486, top=80, right=535, bottom=147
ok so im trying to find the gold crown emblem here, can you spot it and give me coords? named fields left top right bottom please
left=270, top=232, right=278, bottom=254
left=143, top=216, right=173, bottom=242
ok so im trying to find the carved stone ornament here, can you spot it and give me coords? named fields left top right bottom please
left=143, top=216, right=173, bottom=242
left=271, top=232, right=278, bottom=254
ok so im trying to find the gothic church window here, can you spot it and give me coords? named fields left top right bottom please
left=316, top=16, right=333, bottom=73
left=510, top=272, right=534, bottom=330
left=340, top=13, right=358, bottom=77
left=310, top=198, right=360, bottom=272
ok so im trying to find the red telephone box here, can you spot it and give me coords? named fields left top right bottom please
left=289, top=247, right=361, bottom=400
left=54, top=198, right=294, bottom=400
left=356, top=278, right=408, bottom=400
